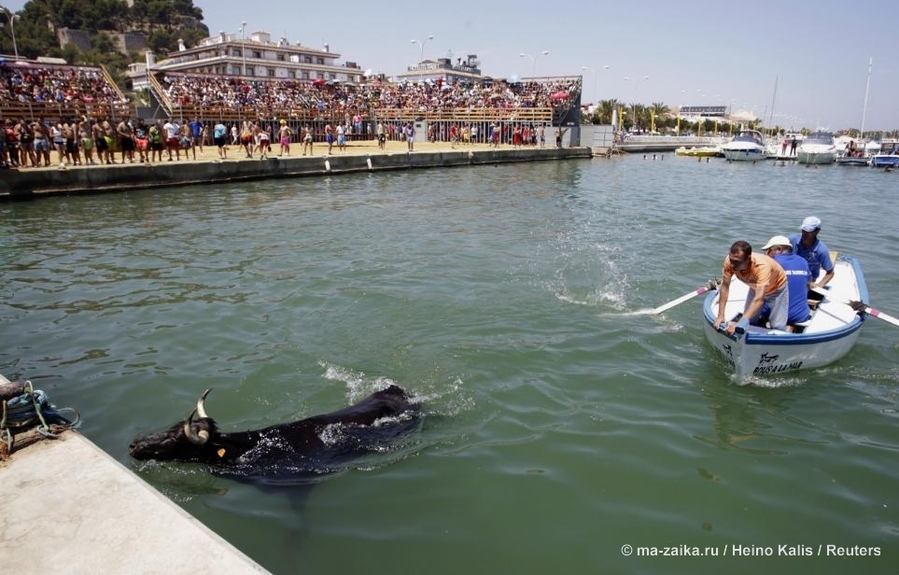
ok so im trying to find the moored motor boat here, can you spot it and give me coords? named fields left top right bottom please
left=702, top=254, right=867, bottom=383
left=796, top=131, right=837, bottom=165
left=721, top=129, right=766, bottom=162
left=837, top=155, right=870, bottom=167
left=675, top=146, right=719, bottom=157
left=870, top=138, right=899, bottom=169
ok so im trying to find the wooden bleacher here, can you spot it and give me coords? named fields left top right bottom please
left=2, top=64, right=556, bottom=126
left=1, top=61, right=132, bottom=122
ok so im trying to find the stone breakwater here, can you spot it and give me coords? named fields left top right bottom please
left=0, top=147, right=592, bottom=201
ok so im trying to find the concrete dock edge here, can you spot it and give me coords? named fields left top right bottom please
left=0, top=147, right=593, bottom=200
left=0, top=431, right=269, bottom=574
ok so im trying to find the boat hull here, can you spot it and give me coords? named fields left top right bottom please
left=675, top=146, right=719, bottom=157
left=702, top=255, right=867, bottom=383
left=797, top=148, right=836, bottom=165
left=837, top=156, right=870, bottom=167
left=871, top=155, right=899, bottom=168
left=721, top=147, right=766, bottom=162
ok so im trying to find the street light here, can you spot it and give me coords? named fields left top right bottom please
left=623, top=75, right=649, bottom=132
left=0, top=5, right=20, bottom=60
left=519, top=50, right=549, bottom=79
left=240, top=21, right=247, bottom=77
left=581, top=64, right=609, bottom=107
left=410, top=35, right=433, bottom=82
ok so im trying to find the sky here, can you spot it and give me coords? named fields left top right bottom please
left=3, top=0, right=896, bottom=131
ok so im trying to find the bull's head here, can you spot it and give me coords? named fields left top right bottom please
left=129, top=388, right=221, bottom=462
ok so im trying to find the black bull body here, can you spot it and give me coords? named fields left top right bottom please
left=129, top=385, right=421, bottom=482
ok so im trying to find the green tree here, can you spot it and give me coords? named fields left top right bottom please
left=598, top=99, right=618, bottom=125
left=6, top=0, right=209, bottom=87
left=651, top=102, right=670, bottom=131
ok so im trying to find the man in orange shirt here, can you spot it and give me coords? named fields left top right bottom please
left=715, top=240, right=788, bottom=335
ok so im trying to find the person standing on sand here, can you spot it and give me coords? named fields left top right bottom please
left=189, top=117, right=205, bottom=153
left=149, top=121, right=164, bottom=163
left=117, top=116, right=135, bottom=163
left=213, top=121, right=228, bottom=160
left=323, top=123, right=333, bottom=155
left=377, top=122, right=386, bottom=150
left=134, top=118, right=149, bottom=164
left=278, top=120, right=292, bottom=156
left=336, top=122, right=347, bottom=152
left=404, top=122, right=415, bottom=152
left=304, top=125, right=315, bottom=156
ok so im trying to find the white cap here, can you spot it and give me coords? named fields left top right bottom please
left=761, top=235, right=792, bottom=250
left=801, top=216, right=822, bottom=232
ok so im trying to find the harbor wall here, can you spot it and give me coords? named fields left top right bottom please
left=0, top=147, right=593, bottom=201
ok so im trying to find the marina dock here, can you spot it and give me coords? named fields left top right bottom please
left=0, top=143, right=592, bottom=201
left=0, top=430, right=269, bottom=574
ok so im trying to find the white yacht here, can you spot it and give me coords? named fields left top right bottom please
left=797, top=132, right=837, bottom=165
left=721, top=129, right=766, bottom=162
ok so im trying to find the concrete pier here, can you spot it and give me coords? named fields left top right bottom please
left=0, top=431, right=269, bottom=574
left=0, top=145, right=592, bottom=200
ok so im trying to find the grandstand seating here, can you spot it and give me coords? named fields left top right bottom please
left=2, top=61, right=580, bottom=135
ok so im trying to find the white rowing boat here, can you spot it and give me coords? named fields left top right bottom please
left=701, top=254, right=867, bottom=382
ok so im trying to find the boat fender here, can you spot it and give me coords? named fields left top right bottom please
left=367, top=156, right=373, bottom=171
left=324, top=159, right=331, bottom=173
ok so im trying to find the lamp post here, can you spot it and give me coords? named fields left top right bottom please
left=240, top=21, right=247, bottom=77
left=410, top=35, right=433, bottom=82
left=581, top=64, right=610, bottom=108
left=519, top=50, right=549, bottom=79
left=0, top=5, right=20, bottom=60
left=623, top=75, right=649, bottom=132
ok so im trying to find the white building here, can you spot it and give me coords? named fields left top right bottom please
left=395, top=54, right=489, bottom=84
left=127, top=30, right=366, bottom=87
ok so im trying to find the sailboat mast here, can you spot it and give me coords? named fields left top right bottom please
left=860, top=57, right=873, bottom=138
left=767, top=75, right=778, bottom=136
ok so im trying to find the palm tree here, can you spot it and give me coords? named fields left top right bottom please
left=598, top=99, right=618, bottom=125
left=651, top=102, right=670, bottom=131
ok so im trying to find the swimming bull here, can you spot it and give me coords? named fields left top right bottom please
left=129, top=385, right=420, bottom=480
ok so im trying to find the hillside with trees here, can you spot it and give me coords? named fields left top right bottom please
left=1, top=0, right=208, bottom=85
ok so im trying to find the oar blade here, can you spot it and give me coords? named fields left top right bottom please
left=650, top=280, right=719, bottom=315
left=862, top=305, right=899, bottom=328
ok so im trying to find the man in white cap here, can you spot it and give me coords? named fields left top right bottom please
left=762, top=235, right=812, bottom=329
left=788, top=216, right=834, bottom=289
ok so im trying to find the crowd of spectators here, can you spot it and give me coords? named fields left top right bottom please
left=2, top=60, right=580, bottom=121
left=2, top=63, right=581, bottom=169
left=158, top=73, right=581, bottom=119
left=0, top=63, right=126, bottom=106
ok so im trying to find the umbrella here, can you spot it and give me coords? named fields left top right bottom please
left=312, top=78, right=326, bottom=86
left=550, top=91, right=569, bottom=100
left=506, top=74, right=521, bottom=83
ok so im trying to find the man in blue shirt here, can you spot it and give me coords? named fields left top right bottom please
left=762, top=235, right=812, bottom=329
left=788, top=216, right=834, bottom=289
left=188, top=117, right=204, bottom=154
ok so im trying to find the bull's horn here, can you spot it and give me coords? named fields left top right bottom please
left=196, top=388, right=212, bottom=419
left=183, top=408, right=210, bottom=445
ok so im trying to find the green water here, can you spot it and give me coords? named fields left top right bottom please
left=2, top=157, right=897, bottom=574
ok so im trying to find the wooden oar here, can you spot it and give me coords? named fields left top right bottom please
left=849, top=301, right=899, bottom=328
left=651, top=279, right=719, bottom=315
left=810, top=287, right=899, bottom=328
